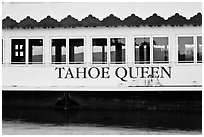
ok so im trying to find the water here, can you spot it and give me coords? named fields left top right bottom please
left=2, top=107, right=202, bottom=134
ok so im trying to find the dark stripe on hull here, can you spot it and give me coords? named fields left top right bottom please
left=2, top=91, right=202, bottom=112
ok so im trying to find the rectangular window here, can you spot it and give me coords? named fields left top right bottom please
left=134, top=37, right=150, bottom=64
left=29, top=39, right=43, bottom=64
left=92, top=38, right=107, bottom=64
left=69, top=38, right=84, bottom=64
left=2, top=39, right=4, bottom=63
left=153, top=37, right=169, bottom=63
left=51, top=39, right=66, bottom=64
left=11, top=39, right=26, bottom=64
left=197, top=36, right=202, bottom=63
left=110, top=38, right=125, bottom=63
left=178, top=36, right=194, bottom=63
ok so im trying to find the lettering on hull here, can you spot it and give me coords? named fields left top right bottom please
left=55, top=66, right=171, bottom=81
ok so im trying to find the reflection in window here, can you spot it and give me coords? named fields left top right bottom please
left=51, top=39, right=66, bottom=64
left=197, top=36, right=202, bottom=63
left=92, top=38, right=107, bottom=63
left=110, top=38, right=125, bottom=63
left=153, top=37, right=169, bottom=63
left=69, top=39, right=84, bottom=63
left=11, top=39, right=26, bottom=64
left=178, top=37, right=194, bottom=63
left=29, top=39, right=43, bottom=64
left=135, top=37, right=150, bottom=64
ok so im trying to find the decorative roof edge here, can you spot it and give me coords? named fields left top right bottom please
left=2, top=12, right=202, bottom=29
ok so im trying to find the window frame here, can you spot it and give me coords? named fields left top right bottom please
left=68, top=36, right=85, bottom=65
left=152, top=35, right=170, bottom=65
left=27, top=37, right=44, bottom=65
left=196, top=35, right=202, bottom=64
left=50, top=37, right=67, bottom=65
left=176, top=35, right=195, bottom=65
left=10, top=37, right=45, bottom=66
left=10, top=37, right=27, bottom=66
left=91, top=36, right=109, bottom=65
left=2, top=37, right=5, bottom=64
left=133, top=35, right=151, bottom=65
left=109, top=36, right=127, bottom=65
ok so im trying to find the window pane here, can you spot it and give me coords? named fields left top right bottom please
left=197, top=36, right=202, bottom=62
left=69, top=39, right=84, bottom=63
left=2, top=39, right=3, bottom=63
left=29, top=39, right=43, bottom=64
left=134, top=37, right=150, bottom=64
left=51, top=39, right=66, bottom=64
left=92, top=38, right=107, bottom=63
left=178, top=37, right=194, bottom=63
left=110, top=38, right=125, bottom=63
left=11, top=39, right=26, bottom=64
left=153, top=37, right=169, bottom=63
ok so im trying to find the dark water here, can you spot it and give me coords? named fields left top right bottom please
left=2, top=107, right=202, bottom=131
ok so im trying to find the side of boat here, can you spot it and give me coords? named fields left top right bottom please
left=2, top=91, right=202, bottom=112
left=2, top=26, right=202, bottom=90
left=2, top=14, right=202, bottom=111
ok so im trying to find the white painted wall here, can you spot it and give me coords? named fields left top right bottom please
left=2, top=25, right=202, bottom=89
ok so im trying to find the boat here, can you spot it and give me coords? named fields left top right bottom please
left=2, top=13, right=202, bottom=111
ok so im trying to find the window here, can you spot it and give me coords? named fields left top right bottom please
left=2, top=39, right=4, bottom=63
left=92, top=38, right=107, bottom=64
left=153, top=37, right=169, bottom=63
left=110, top=38, right=125, bottom=63
left=11, top=39, right=26, bottom=64
left=178, top=36, right=194, bottom=63
left=29, top=39, right=43, bottom=64
left=134, top=37, right=150, bottom=64
left=51, top=39, right=66, bottom=64
left=69, top=38, right=84, bottom=64
left=197, top=36, right=202, bottom=63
